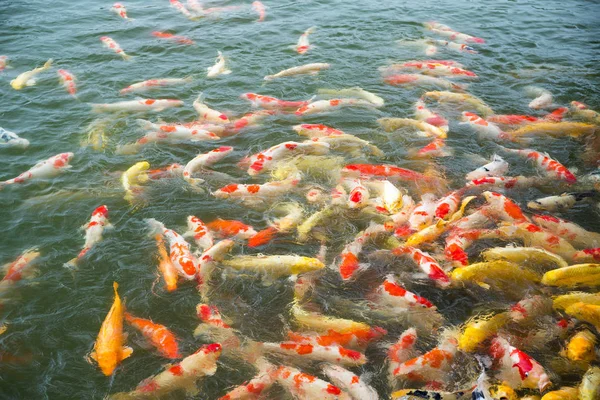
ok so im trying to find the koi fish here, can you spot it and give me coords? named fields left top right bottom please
left=247, top=141, right=329, bottom=176
left=293, top=123, right=345, bottom=138
left=155, top=234, right=178, bottom=292
left=0, top=249, right=41, bottom=293
left=222, top=255, right=324, bottom=278
left=0, top=127, right=29, bottom=149
left=100, top=36, right=130, bottom=60
left=482, top=246, right=568, bottom=269
left=206, top=219, right=257, bottom=240
left=466, top=154, right=509, bottom=181
left=378, top=117, right=448, bottom=138
left=124, top=313, right=180, bottom=359
left=500, top=146, right=576, bottom=183
left=458, top=312, right=509, bottom=352
left=64, top=205, right=112, bottom=269
left=241, top=93, right=310, bottom=110
left=393, top=245, right=451, bottom=288
left=146, top=219, right=199, bottom=280
left=482, top=191, right=528, bottom=223
left=183, top=146, right=233, bottom=187
left=310, top=134, right=383, bottom=157
left=195, top=240, right=235, bottom=300
left=321, top=364, right=378, bottom=400
left=384, top=61, right=477, bottom=78
left=111, top=3, right=131, bottom=20
left=10, top=58, right=53, bottom=90
left=370, top=275, right=436, bottom=310
left=392, top=333, right=458, bottom=382
left=423, top=91, right=494, bottom=117
left=121, top=161, right=149, bottom=203
left=461, top=112, right=510, bottom=141
left=465, top=175, right=539, bottom=190
left=295, top=98, right=374, bottom=116
left=170, top=0, right=196, bottom=19
left=414, top=99, right=449, bottom=131
left=500, top=222, right=578, bottom=261
left=109, top=343, right=221, bottom=399
left=265, top=62, right=330, bottom=81
left=252, top=1, right=266, bottom=22
left=387, top=328, right=418, bottom=379
left=151, top=31, right=195, bottom=45
left=317, top=87, right=385, bottom=107
left=532, top=214, right=600, bottom=249
left=0, top=56, right=9, bottom=72
left=118, top=126, right=218, bottom=154
left=570, top=101, right=600, bottom=124
left=508, top=121, right=596, bottom=138
left=259, top=341, right=367, bottom=367
left=487, top=114, right=539, bottom=126
left=193, top=94, right=230, bottom=123
left=291, top=303, right=372, bottom=334
left=337, top=224, right=386, bottom=280
left=424, top=21, right=485, bottom=44
left=57, top=69, right=76, bottom=96
left=296, top=26, right=316, bottom=54
left=527, top=87, right=553, bottom=110
left=219, top=359, right=277, bottom=400
left=383, top=73, right=467, bottom=90
left=542, top=264, right=600, bottom=287
left=225, top=110, right=275, bottom=134
left=89, top=282, right=132, bottom=376
left=120, top=77, right=192, bottom=95
left=91, top=99, right=183, bottom=113
left=428, top=39, right=478, bottom=53
left=451, top=260, right=540, bottom=289
left=207, top=51, right=231, bottom=78
left=213, top=175, right=301, bottom=203
left=490, top=336, right=551, bottom=391
left=0, top=152, right=73, bottom=190
left=342, top=164, right=432, bottom=183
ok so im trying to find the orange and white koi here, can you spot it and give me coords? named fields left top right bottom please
left=393, top=245, right=451, bottom=288
left=461, top=112, right=511, bottom=141
left=206, top=219, right=257, bottom=240
left=498, top=222, right=577, bottom=261
left=408, top=193, right=438, bottom=230
left=146, top=219, right=199, bottom=280
left=0, top=152, right=73, bottom=190
left=196, top=239, right=235, bottom=299
left=296, top=27, right=316, bottom=54
left=184, top=216, right=214, bottom=250
left=293, top=124, right=344, bottom=139
left=544, top=106, right=568, bottom=122
left=195, top=304, right=231, bottom=333
left=260, top=341, right=366, bottom=367
left=317, top=87, right=385, bottom=107
left=428, top=39, right=478, bottom=53
left=207, top=51, right=231, bottom=78
left=444, top=228, right=503, bottom=266
left=265, top=62, right=330, bottom=81
left=482, top=191, right=528, bottom=223
left=387, top=328, right=419, bottom=380
left=91, top=99, right=183, bottom=113
left=213, top=175, right=301, bottom=203
left=411, top=138, right=451, bottom=159
left=370, top=275, right=436, bottom=310
left=273, top=365, right=351, bottom=399
left=424, top=21, right=486, bottom=44
left=508, top=295, right=552, bottom=322
left=532, top=214, right=600, bottom=249
left=378, top=117, right=448, bottom=138
left=466, top=154, right=509, bottom=181
left=111, top=3, right=131, bottom=20
left=392, top=334, right=458, bottom=382
left=119, top=125, right=217, bottom=153
left=219, top=359, right=277, bottom=400
left=183, top=146, right=233, bottom=186
left=322, top=364, right=379, bottom=400
left=120, top=77, right=192, bottom=95
left=490, top=336, right=551, bottom=392
left=423, top=91, right=494, bottom=117
left=383, top=73, right=467, bottom=90
left=252, top=1, right=266, bottom=22
left=151, top=31, right=195, bottom=45
left=225, top=110, right=275, bottom=134
left=170, top=0, right=195, bottom=19
left=100, top=36, right=130, bottom=60
left=338, top=223, right=386, bottom=280
left=573, top=248, right=600, bottom=263
left=110, top=343, right=221, bottom=399
left=57, top=69, right=76, bottom=96
left=295, top=98, right=374, bottom=116
left=193, top=94, right=230, bottom=123
left=241, top=92, right=310, bottom=110
left=124, top=313, right=180, bottom=359
left=65, top=205, right=112, bottom=268
left=465, top=175, right=538, bottom=190
left=287, top=328, right=386, bottom=352
left=435, top=190, right=462, bottom=219
left=414, top=99, right=449, bottom=131
left=0, top=249, right=41, bottom=289
left=570, top=101, right=600, bottom=124
left=248, top=141, right=329, bottom=176
left=500, top=146, right=577, bottom=184
left=89, top=282, right=132, bottom=376
left=155, top=234, right=178, bottom=292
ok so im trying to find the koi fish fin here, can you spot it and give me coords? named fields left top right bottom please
left=43, top=59, right=53, bottom=69
left=25, top=79, right=36, bottom=87
left=120, top=346, right=133, bottom=361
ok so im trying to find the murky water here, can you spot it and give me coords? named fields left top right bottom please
left=1, top=0, right=599, bottom=398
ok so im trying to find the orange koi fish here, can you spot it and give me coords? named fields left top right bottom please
left=124, top=313, right=181, bottom=359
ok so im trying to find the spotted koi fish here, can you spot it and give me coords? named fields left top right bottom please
left=392, top=335, right=458, bottom=382
left=0, top=152, right=73, bottom=190
left=193, top=95, right=230, bottom=124
left=65, top=205, right=112, bottom=268
left=338, top=224, right=386, bottom=280
left=124, top=313, right=180, bottom=359
left=0, top=249, right=41, bottom=289
left=424, top=21, right=486, bottom=44
left=241, top=92, right=310, bottom=110
left=414, top=99, right=449, bottom=131
left=183, top=146, right=233, bottom=187
left=296, top=26, right=316, bottom=54
left=393, top=245, right=451, bottom=288
left=185, top=216, right=214, bottom=250
left=225, top=110, right=275, bottom=135
left=121, top=77, right=192, bottom=95
left=100, top=36, right=131, bottom=60
left=386, top=61, right=477, bottom=78
left=465, top=154, right=509, bottom=181
left=205, top=219, right=257, bottom=240
left=219, top=358, right=277, bottom=400
left=91, top=99, right=183, bottom=113
left=532, top=214, right=600, bottom=249
left=295, top=98, right=374, bottom=116
left=170, top=0, right=195, bottom=19
left=273, top=364, right=351, bottom=399
left=247, top=141, right=329, bottom=176
left=292, top=123, right=345, bottom=138
left=110, top=3, right=131, bottom=20
left=387, top=328, right=418, bottom=380
left=322, top=364, right=379, bottom=400
left=500, top=146, right=577, bottom=184
left=57, top=69, right=76, bottom=96
left=260, top=341, right=367, bottom=367
left=146, top=219, right=199, bottom=280
left=213, top=175, right=301, bottom=203
left=196, top=239, right=235, bottom=300
left=370, top=275, right=436, bottom=310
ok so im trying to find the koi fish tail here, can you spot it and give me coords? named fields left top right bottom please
left=42, top=59, right=53, bottom=70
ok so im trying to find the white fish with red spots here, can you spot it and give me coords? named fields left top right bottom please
left=184, top=216, right=214, bottom=250
left=100, top=36, right=131, bottom=60
left=90, top=99, right=183, bottom=113
left=424, top=21, right=486, bottom=44
left=183, top=146, right=233, bottom=187
left=207, top=51, right=231, bottom=78
left=461, top=112, right=510, bottom=141
left=264, top=62, right=330, bottom=81
left=213, top=174, right=301, bottom=203
left=414, top=100, right=449, bottom=131
left=111, top=3, right=132, bottom=20
left=295, top=98, right=375, bottom=116
left=65, top=205, right=113, bottom=269
left=193, top=94, right=230, bottom=124
left=322, top=364, right=379, bottom=400
left=247, top=141, right=330, bottom=176
left=120, top=77, right=192, bottom=95
left=241, top=92, right=311, bottom=110
left=293, top=124, right=346, bottom=138
left=499, top=146, right=577, bottom=184
left=296, top=26, right=317, bottom=54
left=259, top=341, right=367, bottom=367
left=427, top=39, right=478, bottom=53
left=146, top=219, right=199, bottom=280
left=252, top=1, right=266, bottom=22
left=384, top=73, right=467, bottom=91
left=170, top=0, right=197, bottom=20
left=370, top=275, right=436, bottom=310
left=0, top=152, right=73, bottom=190
left=196, top=239, right=235, bottom=300
left=57, top=69, right=76, bottom=96
left=274, top=364, right=351, bottom=399
left=317, top=87, right=385, bottom=107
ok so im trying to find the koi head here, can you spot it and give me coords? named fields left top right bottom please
left=92, top=205, right=109, bottom=218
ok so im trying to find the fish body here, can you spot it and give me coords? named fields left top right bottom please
left=386, top=61, right=477, bottom=78
left=564, top=330, right=596, bottom=362
left=579, top=366, right=600, bottom=400
left=100, top=37, right=130, bottom=60
left=0, top=127, right=29, bottom=149
left=183, top=146, right=233, bottom=186
left=424, top=21, right=485, bottom=44
left=387, top=328, right=418, bottom=380
left=392, top=338, right=457, bottom=382
left=393, top=245, right=451, bottom=288
left=429, top=39, right=478, bottom=53
left=122, top=161, right=149, bottom=202
left=459, top=312, right=509, bottom=352
left=65, top=205, right=112, bottom=268
left=296, top=98, right=374, bottom=116
left=111, top=3, right=131, bottom=19
left=423, top=91, right=494, bottom=117
left=207, top=51, right=231, bottom=77
left=384, top=73, right=466, bottom=90
left=408, top=193, right=438, bottom=230
left=265, top=63, right=330, bottom=81
left=219, top=360, right=276, bottom=400
left=322, top=364, right=379, bottom=400
left=252, top=1, right=266, bottom=22
left=193, top=95, right=230, bottom=123
left=242, top=93, right=310, bottom=110
left=414, top=99, right=449, bottom=131
left=261, top=341, right=366, bottom=367
left=532, top=214, right=600, bottom=248
left=482, top=246, right=567, bottom=269
left=378, top=117, right=448, bottom=138
left=213, top=175, right=300, bottom=202
left=124, top=313, right=180, bottom=359
left=170, top=0, right=196, bottom=19
left=248, top=141, right=330, bottom=176
left=565, top=302, right=600, bottom=330
left=206, top=219, right=257, bottom=240
left=120, top=77, right=192, bottom=95
left=291, top=304, right=371, bottom=335
left=371, top=275, right=436, bottom=310
left=195, top=239, right=235, bottom=299
left=293, top=124, right=345, bottom=138
left=1, top=152, right=73, bottom=189
left=185, top=216, right=214, bottom=250
left=483, top=191, right=528, bottom=223
left=343, top=164, right=430, bottom=183
left=151, top=31, right=195, bottom=45
left=0, top=249, right=41, bottom=289
left=296, top=26, right=316, bottom=54
left=91, top=99, right=183, bottom=113
left=146, top=219, right=199, bottom=280
left=461, top=112, right=509, bottom=141
left=553, top=292, right=600, bottom=311
left=90, top=282, right=132, bottom=376
left=57, top=69, right=76, bottom=96
left=466, top=154, right=509, bottom=181
left=10, top=58, right=53, bottom=90
left=311, top=134, right=383, bottom=157
left=317, top=87, right=385, bottom=107
left=501, top=146, right=576, bottom=183
left=542, top=264, right=600, bottom=287
left=509, top=121, right=596, bottom=138
left=222, top=255, right=324, bottom=277
left=155, top=234, right=178, bottom=292
left=451, top=260, right=540, bottom=288
left=527, top=191, right=595, bottom=212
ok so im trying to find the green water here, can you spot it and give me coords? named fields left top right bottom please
left=1, top=0, right=599, bottom=398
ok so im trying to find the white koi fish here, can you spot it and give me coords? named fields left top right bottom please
left=170, top=0, right=196, bottom=20
left=296, top=26, right=317, bottom=54
left=120, top=77, right=192, bottom=95
left=0, top=152, right=73, bottom=190
left=100, top=36, right=131, bottom=60
left=370, top=275, right=436, bottom=310
left=264, top=62, right=330, bottom=81
left=0, top=56, right=9, bottom=72
left=465, top=154, right=509, bottom=181
left=207, top=51, right=231, bottom=78
left=10, top=59, right=53, bottom=90
left=241, top=93, right=311, bottom=110
left=384, top=74, right=467, bottom=91
left=274, top=364, right=351, bottom=399
left=527, top=87, right=553, bottom=110
left=461, top=112, right=510, bottom=141
left=90, top=99, right=183, bottom=113
left=293, top=124, right=345, bottom=138
left=193, top=94, right=230, bottom=123
left=65, top=205, right=112, bottom=269
left=213, top=175, right=301, bottom=204
left=527, top=191, right=595, bottom=212
left=414, top=99, right=449, bottom=131
left=196, top=239, right=235, bottom=300
left=259, top=341, right=367, bottom=367
left=0, top=127, right=29, bottom=149
left=252, top=1, right=266, bottom=22
left=183, top=146, right=233, bottom=186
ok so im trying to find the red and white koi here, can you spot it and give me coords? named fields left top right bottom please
left=193, top=95, right=230, bottom=124
left=392, top=334, right=458, bottom=381
left=57, top=69, right=76, bottom=96
left=482, top=191, right=528, bottom=223
left=184, top=216, right=214, bottom=250
left=124, top=313, right=181, bottom=359
left=317, top=87, right=385, bottom=107
left=205, top=219, right=257, bottom=240
left=490, top=336, right=551, bottom=392
left=500, top=146, right=577, bottom=184
left=435, top=190, right=462, bottom=220
left=65, top=205, right=112, bottom=268
left=296, top=26, right=317, bottom=54
left=265, top=62, right=330, bottom=81
left=183, top=146, right=233, bottom=186
left=370, top=275, right=436, bottom=310
left=0, top=249, right=41, bottom=290
left=119, top=125, right=218, bottom=153
left=170, top=0, right=195, bottom=19
left=225, top=110, right=275, bottom=134
left=573, top=248, right=600, bottom=263
left=295, top=98, right=373, bottom=116
left=385, top=61, right=477, bottom=78
left=196, top=240, right=235, bottom=299
left=0, top=152, right=73, bottom=190
left=393, top=246, right=451, bottom=288
left=338, top=223, right=386, bottom=280
left=111, top=3, right=131, bottom=20
left=366, top=180, right=404, bottom=213
left=146, top=219, right=199, bottom=280
left=252, top=1, right=266, bottom=22
left=120, top=77, right=192, bottom=95
left=461, top=112, right=510, bottom=141
left=409, top=193, right=438, bottom=230
left=293, top=123, right=345, bottom=138
left=340, top=177, right=370, bottom=209
left=241, top=93, right=310, bottom=111
left=310, top=134, right=384, bottom=157
left=423, top=91, right=494, bottom=117
left=487, top=114, right=539, bottom=126
left=248, top=141, right=330, bottom=176
left=465, top=175, right=538, bottom=191
left=532, top=214, right=600, bottom=249
left=274, top=365, right=350, bottom=399
left=383, top=74, right=467, bottom=90
left=213, top=175, right=301, bottom=202
left=322, top=364, right=379, bottom=400
left=91, top=99, right=183, bottom=113
left=428, top=39, right=478, bottom=53
left=151, top=31, right=195, bottom=45
left=497, top=222, right=577, bottom=261
left=424, top=21, right=486, bottom=44
left=465, top=154, right=509, bottom=181
left=414, top=99, right=449, bottom=131
left=100, top=36, right=131, bottom=60
left=207, top=51, right=231, bottom=78
left=111, top=343, right=221, bottom=398
left=508, top=295, right=552, bottom=322
left=260, top=341, right=366, bottom=367
left=219, top=359, right=277, bottom=400
left=387, top=328, right=418, bottom=381
left=342, top=164, right=432, bottom=184
left=378, top=117, right=448, bottom=139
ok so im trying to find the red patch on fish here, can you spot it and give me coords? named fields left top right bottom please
left=169, top=364, right=184, bottom=376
